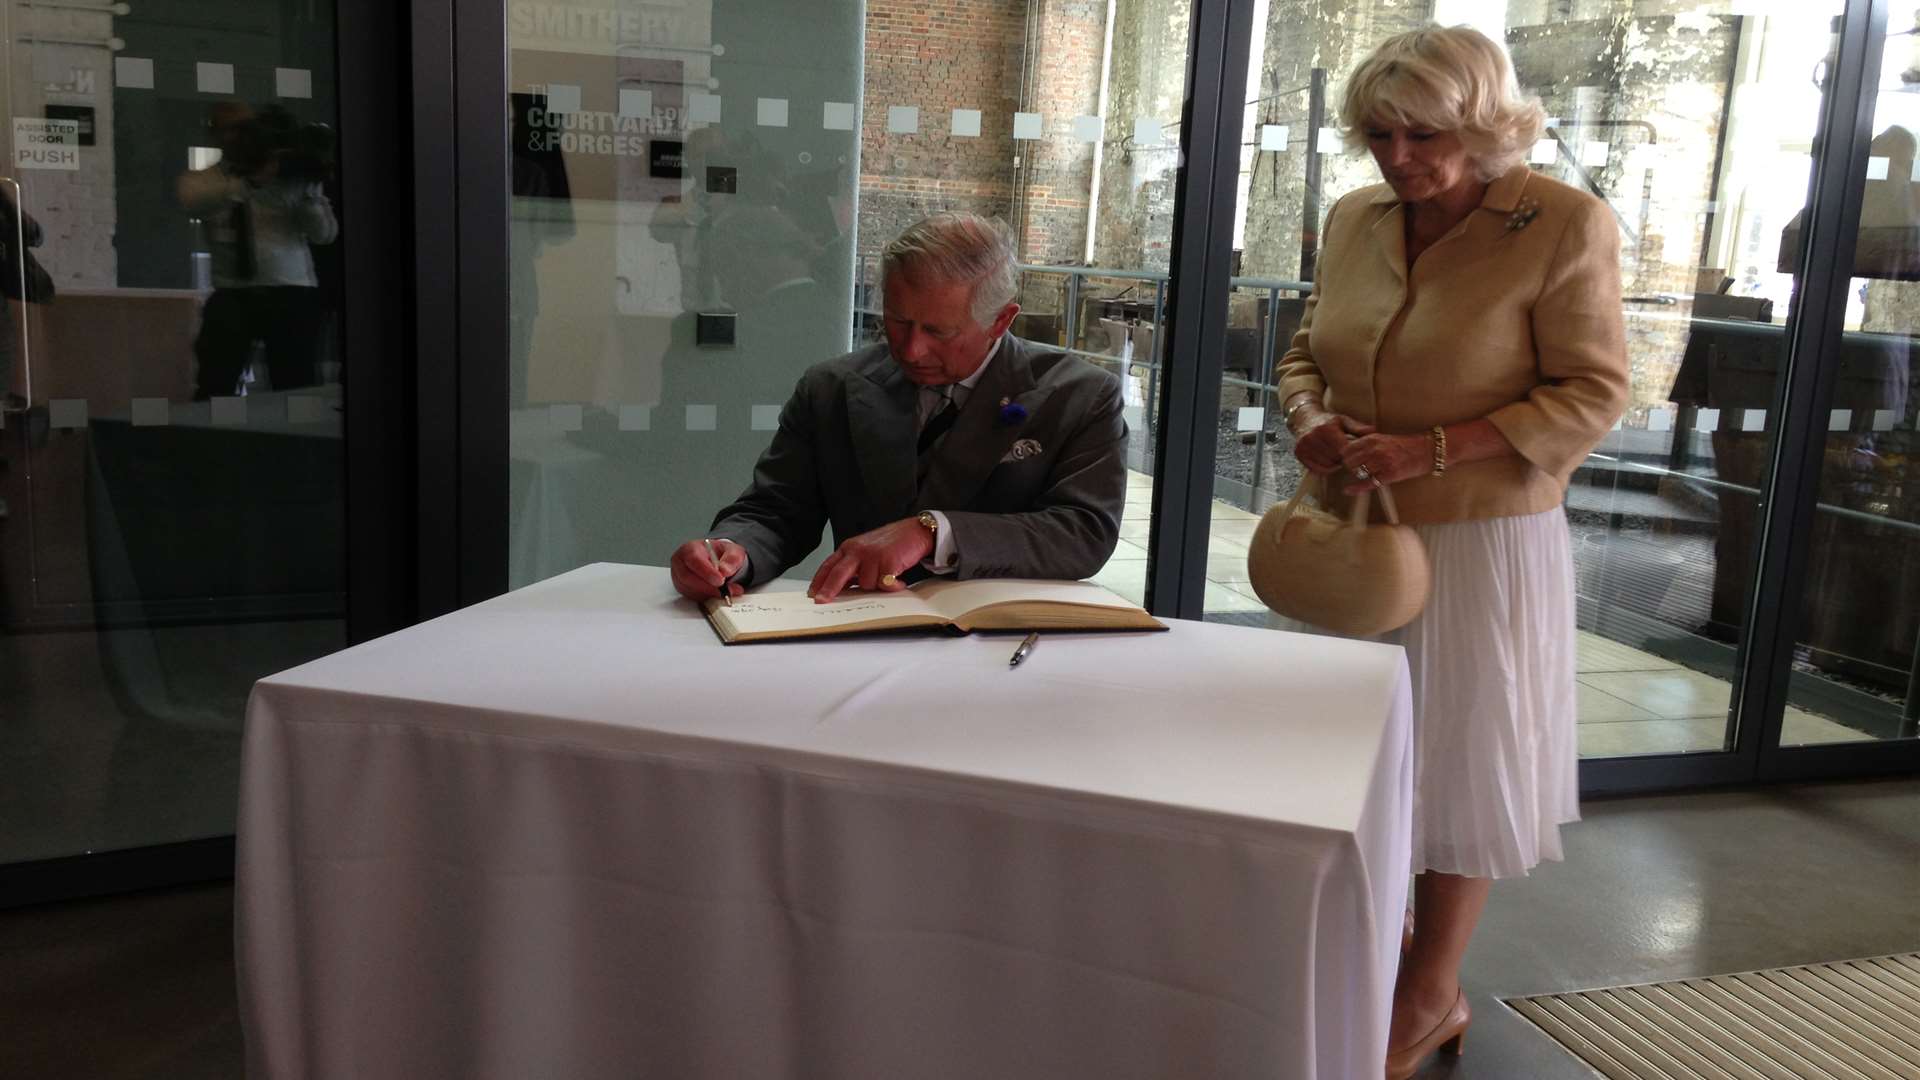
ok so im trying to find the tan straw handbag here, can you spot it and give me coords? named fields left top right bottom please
left=1246, top=473, right=1431, bottom=636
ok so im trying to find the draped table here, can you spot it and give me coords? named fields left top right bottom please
left=237, top=562, right=1412, bottom=1079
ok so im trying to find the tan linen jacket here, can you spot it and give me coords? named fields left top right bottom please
left=1275, top=165, right=1629, bottom=523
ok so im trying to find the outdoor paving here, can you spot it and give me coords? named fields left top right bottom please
left=1099, top=470, right=1875, bottom=757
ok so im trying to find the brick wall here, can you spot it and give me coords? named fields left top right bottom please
left=859, top=0, right=1025, bottom=260
left=857, top=0, right=1105, bottom=297
left=1011, top=0, right=1106, bottom=267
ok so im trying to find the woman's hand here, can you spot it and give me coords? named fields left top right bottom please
left=1339, top=433, right=1432, bottom=494
left=1292, top=411, right=1376, bottom=474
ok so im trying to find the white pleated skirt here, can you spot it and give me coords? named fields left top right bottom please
left=1275, top=506, right=1580, bottom=879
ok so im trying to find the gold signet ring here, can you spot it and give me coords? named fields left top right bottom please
left=880, top=574, right=898, bottom=587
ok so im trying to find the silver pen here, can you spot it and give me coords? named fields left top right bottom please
left=1008, top=631, right=1038, bottom=668
left=701, top=538, right=733, bottom=606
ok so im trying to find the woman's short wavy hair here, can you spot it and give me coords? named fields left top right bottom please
left=1339, top=25, right=1545, bottom=182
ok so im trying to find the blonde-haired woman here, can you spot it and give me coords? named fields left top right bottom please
left=1274, top=26, right=1628, bottom=1079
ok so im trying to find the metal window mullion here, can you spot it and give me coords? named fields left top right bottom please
left=1740, top=0, right=1885, bottom=776
left=341, top=0, right=417, bottom=641
left=452, top=0, right=510, bottom=607
left=1146, top=0, right=1255, bottom=620
left=411, top=0, right=462, bottom=619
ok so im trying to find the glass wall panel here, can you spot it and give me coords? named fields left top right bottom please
left=2, top=0, right=347, bottom=863
left=1780, top=23, right=1920, bottom=748
left=505, top=0, right=1193, bottom=605
left=1202, top=0, right=1844, bottom=760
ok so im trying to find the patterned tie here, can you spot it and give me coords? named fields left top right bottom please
left=916, top=390, right=959, bottom=455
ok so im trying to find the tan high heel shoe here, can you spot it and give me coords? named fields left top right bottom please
left=1384, top=988, right=1469, bottom=1080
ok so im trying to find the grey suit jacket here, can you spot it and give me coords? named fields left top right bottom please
left=711, top=335, right=1128, bottom=585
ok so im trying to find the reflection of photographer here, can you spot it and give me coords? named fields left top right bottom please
left=177, top=103, right=338, bottom=400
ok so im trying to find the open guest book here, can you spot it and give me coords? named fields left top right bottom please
left=702, top=577, right=1167, bottom=644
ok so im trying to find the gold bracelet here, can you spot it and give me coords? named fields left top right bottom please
left=1431, top=425, right=1448, bottom=476
left=1282, top=395, right=1319, bottom=432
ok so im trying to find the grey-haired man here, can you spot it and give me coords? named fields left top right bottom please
left=669, top=211, right=1127, bottom=603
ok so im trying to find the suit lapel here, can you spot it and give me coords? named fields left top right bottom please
left=917, top=336, right=1055, bottom=511
left=848, top=349, right=920, bottom=523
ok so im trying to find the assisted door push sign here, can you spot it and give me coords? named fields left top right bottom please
left=14, top=118, right=81, bottom=170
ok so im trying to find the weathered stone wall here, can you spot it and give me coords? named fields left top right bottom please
left=1510, top=5, right=1738, bottom=417
left=1090, top=0, right=1190, bottom=273
left=1239, top=0, right=1434, bottom=282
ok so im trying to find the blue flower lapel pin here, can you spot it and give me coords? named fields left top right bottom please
left=996, top=396, right=1028, bottom=427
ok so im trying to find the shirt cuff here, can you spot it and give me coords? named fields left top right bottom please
left=922, top=511, right=958, bottom=575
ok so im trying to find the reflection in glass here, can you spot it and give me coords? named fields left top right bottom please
left=1784, top=26, right=1920, bottom=746
left=2, top=0, right=348, bottom=864
left=506, top=1, right=1197, bottom=607
left=1199, top=2, right=1855, bottom=760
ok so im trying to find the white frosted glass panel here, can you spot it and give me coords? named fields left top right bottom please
left=116, top=57, right=155, bottom=89
left=196, top=62, right=235, bottom=94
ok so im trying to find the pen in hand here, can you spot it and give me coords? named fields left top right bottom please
left=701, top=538, right=733, bottom=607
left=1009, top=631, right=1038, bottom=669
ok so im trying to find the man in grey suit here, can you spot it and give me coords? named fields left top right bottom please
left=669, top=211, right=1127, bottom=603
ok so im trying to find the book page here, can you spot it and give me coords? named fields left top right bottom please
left=910, top=577, right=1144, bottom=621
left=706, top=588, right=942, bottom=638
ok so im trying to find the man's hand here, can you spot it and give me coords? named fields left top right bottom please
left=669, top=538, right=747, bottom=602
left=807, top=518, right=935, bottom=602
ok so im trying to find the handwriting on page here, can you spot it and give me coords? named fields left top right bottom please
left=727, top=598, right=893, bottom=619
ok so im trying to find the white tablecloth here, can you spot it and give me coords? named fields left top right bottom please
left=237, top=563, right=1412, bottom=1079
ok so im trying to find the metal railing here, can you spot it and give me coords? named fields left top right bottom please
left=857, top=256, right=1920, bottom=535
left=855, top=256, right=1316, bottom=495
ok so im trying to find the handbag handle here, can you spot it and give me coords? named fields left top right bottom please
left=1271, top=472, right=1405, bottom=566
left=1275, top=471, right=1404, bottom=528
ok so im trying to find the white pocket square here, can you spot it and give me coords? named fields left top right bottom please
left=999, top=438, right=1044, bottom=464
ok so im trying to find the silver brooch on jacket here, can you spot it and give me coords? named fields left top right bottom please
left=1000, top=438, right=1044, bottom=464
left=1505, top=197, right=1542, bottom=234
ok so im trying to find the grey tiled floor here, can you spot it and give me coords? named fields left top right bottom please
left=1102, top=470, right=1878, bottom=759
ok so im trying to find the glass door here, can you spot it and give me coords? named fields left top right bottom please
left=1194, top=0, right=1863, bottom=777
left=501, top=0, right=1202, bottom=603
left=2, top=0, right=347, bottom=873
left=1767, top=3, right=1920, bottom=760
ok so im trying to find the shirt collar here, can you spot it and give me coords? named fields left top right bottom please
left=957, top=335, right=1002, bottom=391
left=932, top=334, right=1002, bottom=397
